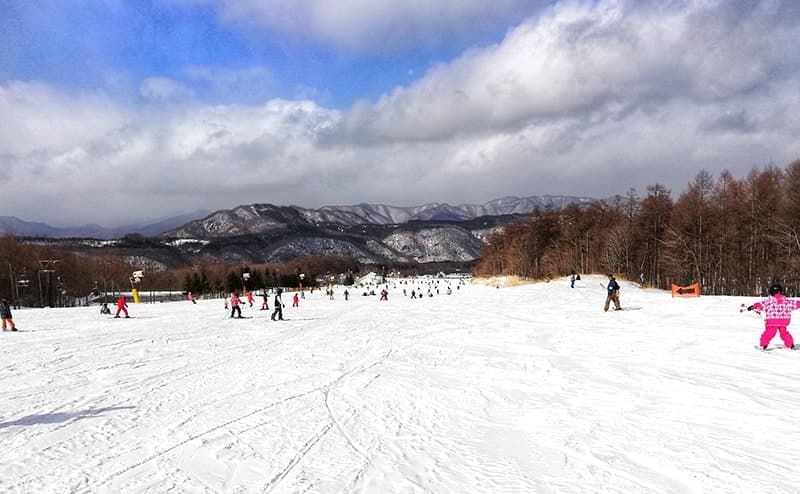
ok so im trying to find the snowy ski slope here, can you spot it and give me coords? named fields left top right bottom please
left=0, top=275, right=798, bottom=493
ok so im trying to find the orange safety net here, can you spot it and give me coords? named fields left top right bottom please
left=671, top=283, right=701, bottom=298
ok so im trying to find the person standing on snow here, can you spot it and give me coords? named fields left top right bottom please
left=604, top=274, right=621, bottom=312
left=115, top=295, right=129, bottom=318
left=230, top=292, right=243, bottom=318
left=187, top=292, right=197, bottom=304
left=746, top=283, right=798, bottom=350
left=1, top=298, right=17, bottom=331
left=261, top=289, right=269, bottom=311
left=271, top=288, right=284, bottom=321
left=292, top=292, right=299, bottom=307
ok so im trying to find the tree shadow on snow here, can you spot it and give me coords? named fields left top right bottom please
left=0, top=406, right=136, bottom=429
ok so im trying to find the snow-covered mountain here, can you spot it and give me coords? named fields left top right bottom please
left=6, top=196, right=588, bottom=268
left=166, top=195, right=591, bottom=238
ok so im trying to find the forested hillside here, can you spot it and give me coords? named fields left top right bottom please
left=476, top=161, right=800, bottom=295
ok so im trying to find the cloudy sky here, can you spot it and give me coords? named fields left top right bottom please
left=1, top=0, right=799, bottom=227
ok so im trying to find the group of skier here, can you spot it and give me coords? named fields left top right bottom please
left=3, top=273, right=798, bottom=351
left=227, top=289, right=285, bottom=321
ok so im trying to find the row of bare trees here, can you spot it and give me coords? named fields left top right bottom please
left=475, top=161, right=800, bottom=295
left=0, top=234, right=359, bottom=307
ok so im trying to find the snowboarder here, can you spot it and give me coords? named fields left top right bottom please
left=187, top=292, right=197, bottom=304
left=114, top=295, right=129, bottom=318
left=604, top=274, right=621, bottom=311
left=230, top=292, right=243, bottom=318
left=1, top=298, right=17, bottom=331
left=746, top=283, right=798, bottom=350
left=271, top=288, right=284, bottom=321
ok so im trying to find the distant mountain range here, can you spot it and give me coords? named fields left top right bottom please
left=1, top=196, right=591, bottom=240
left=0, top=210, right=210, bottom=240
left=166, top=195, right=592, bottom=238
left=5, top=195, right=593, bottom=268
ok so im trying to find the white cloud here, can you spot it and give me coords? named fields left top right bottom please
left=2, top=0, right=799, bottom=226
left=174, top=0, right=547, bottom=54
left=341, top=0, right=800, bottom=142
left=140, top=77, right=195, bottom=101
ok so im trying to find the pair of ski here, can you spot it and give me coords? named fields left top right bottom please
left=755, top=345, right=797, bottom=352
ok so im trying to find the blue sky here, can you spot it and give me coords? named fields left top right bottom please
left=1, top=0, right=799, bottom=226
left=1, top=0, right=522, bottom=107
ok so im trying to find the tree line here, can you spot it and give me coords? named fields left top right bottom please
left=0, top=234, right=360, bottom=307
left=475, top=161, right=800, bottom=296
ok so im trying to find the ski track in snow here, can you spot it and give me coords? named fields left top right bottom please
left=1, top=276, right=799, bottom=493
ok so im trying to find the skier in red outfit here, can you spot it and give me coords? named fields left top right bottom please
left=115, top=295, right=129, bottom=318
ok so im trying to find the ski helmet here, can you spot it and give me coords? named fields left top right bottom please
left=768, top=283, right=784, bottom=295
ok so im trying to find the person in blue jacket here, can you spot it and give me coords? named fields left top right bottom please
left=604, top=274, right=622, bottom=311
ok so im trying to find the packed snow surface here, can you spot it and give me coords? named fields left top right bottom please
left=1, top=276, right=799, bottom=493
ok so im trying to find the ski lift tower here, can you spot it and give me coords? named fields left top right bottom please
left=38, top=260, right=60, bottom=308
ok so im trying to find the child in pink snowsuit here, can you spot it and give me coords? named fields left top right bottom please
left=747, top=283, right=797, bottom=350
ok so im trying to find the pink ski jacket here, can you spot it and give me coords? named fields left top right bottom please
left=752, top=294, right=800, bottom=325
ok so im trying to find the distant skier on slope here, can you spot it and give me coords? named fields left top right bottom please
left=230, top=292, right=243, bottom=319
left=114, top=295, right=129, bottom=318
left=604, top=274, right=621, bottom=311
left=745, top=283, right=798, bottom=350
left=1, top=298, right=17, bottom=331
left=271, top=288, right=284, bottom=321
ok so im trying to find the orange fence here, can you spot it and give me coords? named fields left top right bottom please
left=671, top=283, right=701, bottom=298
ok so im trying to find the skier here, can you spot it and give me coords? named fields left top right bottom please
left=380, top=289, right=388, bottom=301
left=230, top=292, right=243, bottom=318
left=100, top=302, right=111, bottom=315
left=1, top=298, right=17, bottom=331
left=247, top=291, right=255, bottom=308
left=344, top=289, right=349, bottom=301
left=570, top=270, right=577, bottom=288
left=292, top=292, right=299, bottom=307
left=261, top=289, right=269, bottom=310
left=187, top=292, right=197, bottom=304
left=746, top=283, right=798, bottom=350
left=114, top=295, right=129, bottom=318
left=271, top=288, right=284, bottom=321
left=604, top=274, right=621, bottom=311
